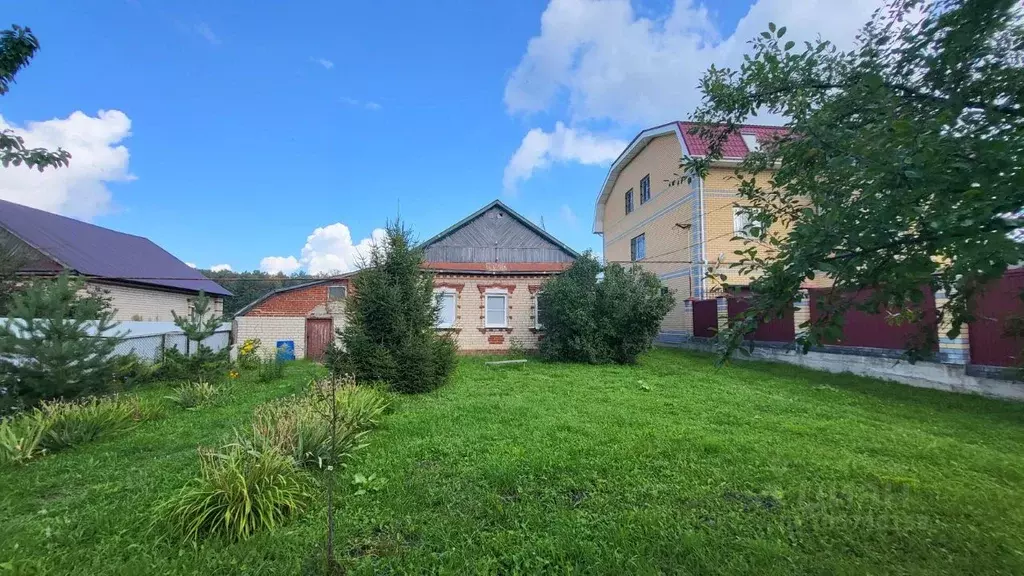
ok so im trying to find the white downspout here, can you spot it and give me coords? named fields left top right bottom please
left=697, top=174, right=707, bottom=300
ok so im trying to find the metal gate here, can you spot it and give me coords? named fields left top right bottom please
left=304, top=318, right=333, bottom=362
left=692, top=299, right=719, bottom=338
left=968, top=269, right=1024, bottom=367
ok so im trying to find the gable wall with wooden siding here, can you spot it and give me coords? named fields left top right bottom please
left=424, top=206, right=575, bottom=264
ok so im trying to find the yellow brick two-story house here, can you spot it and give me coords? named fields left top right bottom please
left=593, top=121, right=786, bottom=343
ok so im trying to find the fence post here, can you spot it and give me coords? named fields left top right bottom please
left=716, top=296, right=729, bottom=334
left=160, top=333, right=167, bottom=361
left=793, top=289, right=811, bottom=342
left=934, top=288, right=970, bottom=365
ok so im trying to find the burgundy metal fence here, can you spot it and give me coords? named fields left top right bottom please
left=968, top=269, right=1024, bottom=367
left=692, top=299, right=718, bottom=338
left=807, top=287, right=938, bottom=352
left=727, top=297, right=795, bottom=343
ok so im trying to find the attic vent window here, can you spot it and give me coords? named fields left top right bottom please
left=741, top=133, right=760, bottom=152
left=497, top=212, right=504, bottom=218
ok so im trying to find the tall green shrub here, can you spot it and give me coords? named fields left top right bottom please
left=0, top=273, right=121, bottom=404
left=336, top=222, right=457, bottom=393
left=539, top=252, right=674, bottom=364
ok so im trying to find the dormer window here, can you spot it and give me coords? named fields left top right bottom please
left=741, top=133, right=760, bottom=152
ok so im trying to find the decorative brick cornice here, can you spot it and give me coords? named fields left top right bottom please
left=527, top=284, right=543, bottom=294
left=477, top=327, right=514, bottom=334
left=477, top=283, right=516, bottom=294
left=434, top=282, right=465, bottom=293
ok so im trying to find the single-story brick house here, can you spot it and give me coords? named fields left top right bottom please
left=233, top=199, right=578, bottom=358
left=0, top=198, right=230, bottom=321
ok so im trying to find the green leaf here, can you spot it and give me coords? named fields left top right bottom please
left=777, top=26, right=786, bottom=38
left=761, top=31, right=772, bottom=39
left=768, top=22, right=776, bottom=32
left=784, top=40, right=795, bottom=51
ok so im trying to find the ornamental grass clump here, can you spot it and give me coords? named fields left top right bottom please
left=241, top=395, right=368, bottom=469
left=0, top=394, right=160, bottom=465
left=159, top=442, right=312, bottom=543
left=164, top=380, right=219, bottom=409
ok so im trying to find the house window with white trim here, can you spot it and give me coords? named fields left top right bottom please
left=733, top=207, right=754, bottom=238
left=485, top=292, right=508, bottom=328
left=640, top=174, right=651, bottom=204
left=435, top=290, right=457, bottom=328
left=534, top=292, right=543, bottom=329
left=741, top=133, right=760, bottom=152
left=625, top=189, right=634, bottom=214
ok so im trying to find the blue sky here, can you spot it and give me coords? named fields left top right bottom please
left=0, top=0, right=877, bottom=274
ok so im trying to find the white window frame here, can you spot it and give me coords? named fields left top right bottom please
left=640, top=174, right=651, bottom=204
left=534, top=292, right=543, bottom=330
left=484, top=290, right=508, bottom=328
left=741, top=133, right=760, bottom=152
left=434, top=289, right=457, bottom=329
left=733, top=206, right=754, bottom=238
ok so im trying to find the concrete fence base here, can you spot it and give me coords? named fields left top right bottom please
left=658, top=339, right=1024, bottom=402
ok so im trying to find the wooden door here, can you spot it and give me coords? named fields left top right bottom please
left=305, top=318, right=333, bottom=362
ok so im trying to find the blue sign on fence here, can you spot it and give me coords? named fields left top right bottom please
left=275, top=340, right=295, bottom=361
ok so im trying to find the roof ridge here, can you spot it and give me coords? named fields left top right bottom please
left=676, top=120, right=788, bottom=130
left=0, top=197, right=150, bottom=240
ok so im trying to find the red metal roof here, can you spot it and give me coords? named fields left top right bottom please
left=676, top=121, right=787, bottom=159
left=423, top=262, right=571, bottom=274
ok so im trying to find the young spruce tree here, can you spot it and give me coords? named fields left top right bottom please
left=0, top=273, right=121, bottom=404
left=337, top=221, right=457, bottom=393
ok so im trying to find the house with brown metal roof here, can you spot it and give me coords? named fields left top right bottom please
left=233, top=200, right=578, bottom=359
left=0, top=198, right=230, bottom=321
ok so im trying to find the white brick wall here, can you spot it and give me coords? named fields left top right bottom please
left=234, top=316, right=306, bottom=359
left=91, top=282, right=223, bottom=322
left=434, top=275, right=548, bottom=352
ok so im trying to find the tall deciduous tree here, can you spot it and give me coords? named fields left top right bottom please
left=0, top=25, right=71, bottom=171
left=684, top=0, right=1023, bottom=360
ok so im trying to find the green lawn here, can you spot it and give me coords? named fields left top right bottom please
left=2, top=349, right=1024, bottom=575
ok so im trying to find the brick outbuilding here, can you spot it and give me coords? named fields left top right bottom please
left=233, top=276, right=353, bottom=360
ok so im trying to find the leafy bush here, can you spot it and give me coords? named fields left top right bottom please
left=0, top=274, right=122, bottom=405
left=165, top=381, right=219, bottom=409
left=0, top=394, right=161, bottom=465
left=237, top=338, right=262, bottom=370
left=159, top=346, right=231, bottom=383
left=242, top=396, right=368, bottom=469
left=160, top=443, right=312, bottom=542
left=109, top=352, right=160, bottom=391
left=335, top=222, right=458, bottom=394
left=539, top=252, right=674, bottom=364
left=256, top=355, right=287, bottom=383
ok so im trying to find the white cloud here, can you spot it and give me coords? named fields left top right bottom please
left=195, top=22, right=220, bottom=45
left=506, top=0, right=885, bottom=126
left=560, top=204, right=578, bottom=227
left=503, top=121, right=626, bottom=193
left=185, top=262, right=197, bottom=268
left=313, top=57, right=334, bottom=70
left=261, top=224, right=386, bottom=276
left=259, top=255, right=301, bottom=275
left=340, top=97, right=382, bottom=111
left=0, top=110, right=134, bottom=220
left=210, top=264, right=232, bottom=272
